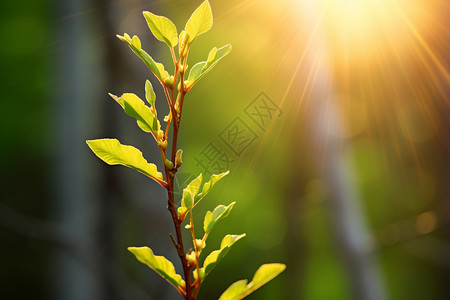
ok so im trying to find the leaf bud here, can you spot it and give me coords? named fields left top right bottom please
left=186, top=251, right=196, bottom=265
left=164, top=75, right=174, bottom=88
left=165, top=159, right=174, bottom=170
left=195, top=239, right=206, bottom=250
left=158, top=139, right=167, bottom=149
left=177, top=207, right=188, bottom=220
left=198, top=268, right=205, bottom=280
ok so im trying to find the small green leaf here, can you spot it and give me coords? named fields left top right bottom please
left=137, top=50, right=170, bottom=82
left=185, top=0, right=213, bottom=43
left=143, top=11, right=178, bottom=47
left=195, top=171, right=229, bottom=204
left=128, top=246, right=184, bottom=289
left=180, top=174, right=203, bottom=211
left=203, top=234, right=245, bottom=277
left=186, top=174, right=203, bottom=198
left=187, top=62, right=206, bottom=86
left=202, top=45, right=231, bottom=72
left=111, top=93, right=158, bottom=133
left=145, top=80, right=156, bottom=107
left=218, top=263, right=286, bottom=300
left=117, top=34, right=170, bottom=83
left=187, top=44, right=232, bottom=88
left=181, top=189, right=194, bottom=209
left=86, top=139, right=164, bottom=184
left=203, top=202, right=235, bottom=234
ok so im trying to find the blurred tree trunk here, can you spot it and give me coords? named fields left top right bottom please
left=288, top=2, right=389, bottom=300
left=52, top=0, right=170, bottom=298
left=52, top=0, right=124, bottom=299
left=52, top=0, right=101, bottom=298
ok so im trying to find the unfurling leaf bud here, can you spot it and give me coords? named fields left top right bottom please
left=185, top=223, right=192, bottom=229
left=195, top=239, right=206, bottom=250
left=165, top=159, right=174, bottom=170
left=175, top=149, right=183, bottom=167
left=186, top=251, right=196, bottom=265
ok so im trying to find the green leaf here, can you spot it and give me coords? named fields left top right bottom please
left=187, top=44, right=232, bottom=88
left=117, top=34, right=170, bottom=83
left=181, top=189, right=194, bottom=210
left=131, top=35, right=141, bottom=51
left=203, top=234, right=245, bottom=276
left=180, top=174, right=203, bottom=212
left=143, top=11, right=178, bottom=47
left=86, top=139, right=164, bottom=183
left=203, top=202, right=235, bottom=234
left=218, top=280, right=248, bottom=300
left=145, top=80, right=156, bottom=107
left=128, top=246, right=184, bottom=289
left=186, top=174, right=203, bottom=199
left=218, top=263, right=286, bottom=300
left=202, top=45, right=231, bottom=72
left=111, top=93, right=158, bottom=133
left=187, top=62, right=206, bottom=86
left=185, top=0, right=213, bottom=43
left=195, top=171, right=229, bottom=204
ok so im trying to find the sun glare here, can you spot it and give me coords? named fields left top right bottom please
left=318, top=0, right=422, bottom=59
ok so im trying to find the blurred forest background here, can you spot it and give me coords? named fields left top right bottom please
left=1, top=0, right=449, bottom=299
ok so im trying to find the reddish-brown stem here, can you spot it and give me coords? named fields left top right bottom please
left=161, top=63, right=192, bottom=297
left=189, top=212, right=202, bottom=300
left=159, top=44, right=193, bottom=299
left=166, top=174, right=192, bottom=299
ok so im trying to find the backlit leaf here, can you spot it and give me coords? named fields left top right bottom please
left=180, top=174, right=203, bottom=212
left=128, top=246, right=184, bottom=289
left=117, top=34, right=170, bottom=83
left=185, top=0, right=213, bottom=43
left=187, top=62, right=206, bottom=86
left=185, top=174, right=203, bottom=199
left=143, top=11, right=178, bottom=47
left=218, top=263, right=286, bottom=300
left=187, top=44, right=231, bottom=88
left=110, top=93, right=158, bottom=133
left=195, top=171, right=229, bottom=204
left=203, top=234, right=245, bottom=277
left=145, top=80, right=156, bottom=107
left=203, top=202, right=235, bottom=234
left=86, top=139, right=164, bottom=184
left=181, top=189, right=194, bottom=210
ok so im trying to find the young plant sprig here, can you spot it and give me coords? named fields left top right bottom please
left=86, top=1, right=285, bottom=299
